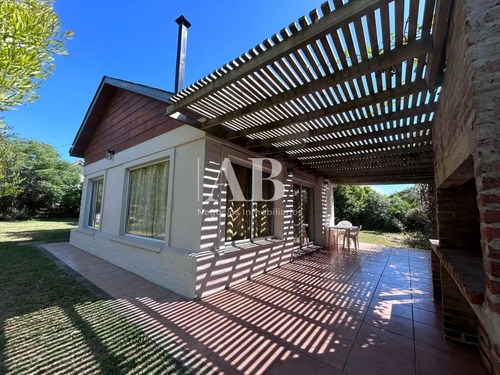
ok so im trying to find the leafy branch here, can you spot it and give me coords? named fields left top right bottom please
left=0, top=0, right=73, bottom=111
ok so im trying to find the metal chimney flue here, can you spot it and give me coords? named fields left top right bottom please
left=174, top=15, right=191, bottom=93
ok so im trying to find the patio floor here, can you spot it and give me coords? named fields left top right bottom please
left=40, top=242, right=487, bottom=375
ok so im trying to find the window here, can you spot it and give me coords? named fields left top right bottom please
left=225, top=163, right=274, bottom=242
left=126, top=160, right=170, bottom=240
left=88, top=178, right=104, bottom=228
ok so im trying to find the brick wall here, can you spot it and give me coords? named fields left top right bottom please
left=433, top=0, right=476, bottom=189
left=433, top=0, right=500, bottom=371
left=431, top=251, right=442, bottom=301
left=440, top=264, right=479, bottom=347
left=466, top=0, right=500, bottom=318
left=436, top=180, right=481, bottom=249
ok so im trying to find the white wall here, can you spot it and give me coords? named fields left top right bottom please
left=70, top=125, right=205, bottom=299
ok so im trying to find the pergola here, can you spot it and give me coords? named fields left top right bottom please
left=166, top=0, right=452, bottom=184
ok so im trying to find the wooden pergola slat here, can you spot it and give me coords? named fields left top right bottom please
left=293, top=136, right=432, bottom=158
left=277, top=121, right=431, bottom=153
left=201, top=39, right=432, bottom=130
left=252, top=102, right=436, bottom=148
left=165, top=0, right=445, bottom=183
left=229, top=79, right=429, bottom=140
left=167, top=0, right=393, bottom=114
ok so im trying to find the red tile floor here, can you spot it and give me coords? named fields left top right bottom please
left=41, top=242, right=487, bottom=375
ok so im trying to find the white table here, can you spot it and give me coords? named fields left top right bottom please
left=325, top=225, right=359, bottom=250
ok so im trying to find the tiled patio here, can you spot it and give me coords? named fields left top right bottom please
left=40, top=242, right=487, bottom=375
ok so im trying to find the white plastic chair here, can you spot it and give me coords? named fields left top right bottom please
left=337, top=220, right=352, bottom=227
left=344, top=225, right=362, bottom=250
left=336, top=220, right=352, bottom=245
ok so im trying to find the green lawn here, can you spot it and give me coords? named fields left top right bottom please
left=0, top=218, right=78, bottom=243
left=358, top=230, right=405, bottom=247
left=0, top=219, right=189, bottom=374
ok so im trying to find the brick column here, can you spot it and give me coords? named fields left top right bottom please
left=466, top=1, right=500, bottom=373
left=464, top=0, right=500, bottom=315
left=433, top=0, right=500, bottom=371
left=431, top=251, right=442, bottom=302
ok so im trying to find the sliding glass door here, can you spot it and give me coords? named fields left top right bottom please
left=293, top=184, right=314, bottom=248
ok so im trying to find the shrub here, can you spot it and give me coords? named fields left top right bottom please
left=403, top=231, right=431, bottom=250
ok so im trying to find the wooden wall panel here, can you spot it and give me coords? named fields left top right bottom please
left=84, top=88, right=184, bottom=165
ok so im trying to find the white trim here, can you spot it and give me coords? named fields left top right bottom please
left=73, top=228, right=96, bottom=236
left=166, top=148, right=176, bottom=247
left=85, top=174, right=106, bottom=231
left=110, top=235, right=164, bottom=254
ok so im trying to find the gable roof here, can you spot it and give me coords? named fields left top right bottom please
left=70, top=76, right=173, bottom=157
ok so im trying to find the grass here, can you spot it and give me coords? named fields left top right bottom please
left=0, top=219, right=189, bottom=374
left=358, top=230, right=405, bottom=247
left=0, top=217, right=78, bottom=243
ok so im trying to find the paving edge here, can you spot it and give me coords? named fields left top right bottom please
left=35, top=243, right=114, bottom=301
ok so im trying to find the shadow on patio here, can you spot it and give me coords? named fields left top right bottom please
left=41, top=242, right=486, bottom=374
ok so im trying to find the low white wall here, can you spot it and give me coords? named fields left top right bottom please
left=193, top=240, right=293, bottom=299
left=70, top=229, right=197, bottom=298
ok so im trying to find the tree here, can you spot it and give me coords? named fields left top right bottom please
left=0, top=122, right=25, bottom=197
left=0, top=138, right=82, bottom=219
left=0, top=0, right=73, bottom=111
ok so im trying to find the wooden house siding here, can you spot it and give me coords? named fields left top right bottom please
left=84, top=88, right=183, bottom=165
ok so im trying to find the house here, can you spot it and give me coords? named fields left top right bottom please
left=69, top=76, right=331, bottom=299
left=70, top=0, right=500, bottom=372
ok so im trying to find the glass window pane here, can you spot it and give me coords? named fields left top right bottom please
left=253, top=175, right=274, bottom=238
left=126, top=161, right=169, bottom=240
left=225, top=164, right=275, bottom=242
left=225, top=164, right=251, bottom=242
left=88, top=179, right=103, bottom=228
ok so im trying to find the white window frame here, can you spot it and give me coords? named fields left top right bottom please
left=85, top=174, right=105, bottom=231
left=120, top=149, right=175, bottom=246
left=291, top=177, right=316, bottom=247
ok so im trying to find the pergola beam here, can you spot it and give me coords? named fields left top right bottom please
left=425, top=0, right=453, bottom=86
left=227, top=80, right=430, bottom=140
left=203, top=40, right=432, bottom=131
left=166, top=0, right=393, bottom=116
left=254, top=102, right=436, bottom=148
left=330, top=175, right=434, bottom=184
left=304, top=148, right=434, bottom=166
left=309, top=156, right=434, bottom=171
left=291, top=136, right=432, bottom=158
left=318, top=158, right=433, bottom=172
left=327, top=168, right=434, bottom=179
left=274, top=121, right=431, bottom=154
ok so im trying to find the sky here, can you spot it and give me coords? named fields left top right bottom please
left=3, top=0, right=413, bottom=195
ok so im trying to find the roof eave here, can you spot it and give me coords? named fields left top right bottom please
left=70, top=76, right=174, bottom=158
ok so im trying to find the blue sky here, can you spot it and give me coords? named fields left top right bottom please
left=3, top=0, right=413, bottom=195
